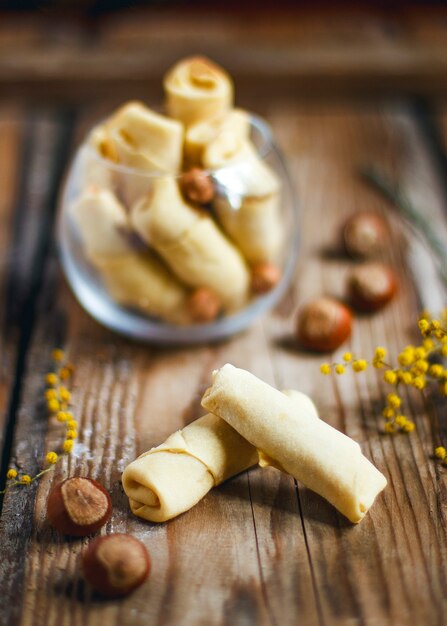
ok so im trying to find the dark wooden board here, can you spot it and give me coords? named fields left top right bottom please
left=0, top=98, right=447, bottom=626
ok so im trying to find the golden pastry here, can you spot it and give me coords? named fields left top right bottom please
left=201, top=364, right=387, bottom=523
left=122, top=390, right=318, bottom=523
left=164, top=56, right=233, bottom=127
left=203, top=136, right=283, bottom=264
left=184, top=108, right=250, bottom=166
left=69, top=187, right=189, bottom=324
left=130, top=176, right=250, bottom=311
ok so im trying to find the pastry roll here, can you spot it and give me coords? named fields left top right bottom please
left=184, top=108, right=250, bottom=167
left=201, top=364, right=387, bottom=523
left=122, top=390, right=318, bottom=523
left=164, top=56, right=233, bottom=127
left=108, top=101, right=183, bottom=174
left=105, top=101, right=184, bottom=205
left=204, top=137, right=283, bottom=264
left=130, top=176, right=250, bottom=311
left=75, top=125, right=118, bottom=190
left=70, top=187, right=190, bottom=324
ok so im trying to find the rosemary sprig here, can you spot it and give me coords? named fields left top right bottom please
left=360, top=165, right=447, bottom=285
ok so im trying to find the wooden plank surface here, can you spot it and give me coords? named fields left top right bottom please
left=0, top=98, right=446, bottom=626
left=3, top=8, right=447, bottom=100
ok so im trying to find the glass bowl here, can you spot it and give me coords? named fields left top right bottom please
left=57, top=113, right=299, bottom=345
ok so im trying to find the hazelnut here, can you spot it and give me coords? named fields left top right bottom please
left=82, top=534, right=151, bottom=598
left=180, top=168, right=215, bottom=205
left=348, top=263, right=398, bottom=312
left=343, top=212, right=387, bottom=258
left=251, top=262, right=282, bottom=294
left=187, top=287, right=221, bottom=323
left=296, top=297, right=353, bottom=352
left=47, top=477, right=112, bottom=537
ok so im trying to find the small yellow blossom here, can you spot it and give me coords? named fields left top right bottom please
left=435, top=446, right=447, bottom=460
left=384, top=422, right=396, bottom=434
left=320, top=364, right=331, bottom=375
left=372, top=358, right=385, bottom=369
left=374, top=347, right=387, bottom=360
left=423, top=338, right=435, bottom=350
left=429, top=364, right=444, bottom=379
left=21, top=475, right=31, bottom=485
left=402, top=421, right=415, bottom=433
left=382, top=407, right=394, bottom=419
left=58, top=367, right=72, bottom=380
left=412, top=376, right=426, bottom=390
left=395, top=415, right=407, bottom=427
left=45, top=373, right=58, bottom=386
left=384, top=370, right=397, bottom=385
left=398, top=350, right=414, bottom=366
left=56, top=411, right=67, bottom=422
left=65, top=430, right=77, bottom=440
left=418, top=319, right=430, bottom=335
left=58, top=387, right=71, bottom=403
left=430, top=320, right=441, bottom=331
left=45, top=452, right=58, bottom=464
left=414, top=347, right=427, bottom=359
left=397, top=371, right=412, bottom=385
left=352, top=360, right=368, bottom=373
left=52, top=349, right=65, bottom=362
left=413, top=359, right=429, bottom=374
left=441, top=345, right=447, bottom=357
left=335, top=364, right=346, bottom=375
left=6, top=469, right=17, bottom=479
left=47, top=399, right=60, bottom=413
left=63, top=440, right=74, bottom=453
left=387, top=393, right=401, bottom=409
left=44, top=389, right=58, bottom=400
left=435, top=329, right=445, bottom=340
left=67, top=419, right=78, bottom=429
left=343, top=352, right=353, bottom=362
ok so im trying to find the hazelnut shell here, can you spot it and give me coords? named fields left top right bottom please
left=342, top=211, right=387, bottom=259
left=180, top=168, right=215, bottom=205
left=47, top=477, right=112, bottom=537
left=251, top=263, right=282, bottom=294
left=82, top=534, right=151, bottom=598
left=187, top=287, right=221, bottom=323
left=296, top=297, right=353, bottom=352
left=348, top=263, right=398, bottom=312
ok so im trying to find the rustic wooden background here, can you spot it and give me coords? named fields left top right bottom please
left=1, top=6, right=447, bottom=626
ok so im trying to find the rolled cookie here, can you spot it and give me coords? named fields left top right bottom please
left=164, top=56, right=233, bottom=127
left=130, top=176, right=250, bottom=311
left=70, top=187, right=190, bottom=324
left=75, top=125, right=118, bottom=190
left=204, top=137, right=283, bottom=264
left=184, top=108, right=250, bottom=167
left=108, top=101, right=183, bottom=174
left=201, top=364, right=387, bottom=523
left=122, top=390, right=318, bottom=523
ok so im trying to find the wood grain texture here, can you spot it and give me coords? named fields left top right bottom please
left=0, top=99, right=446, bottom=626
left=0, top=106, right=22, bottom=456
left=3, top=9, right=447, bottom=100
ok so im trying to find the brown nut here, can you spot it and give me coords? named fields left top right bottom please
left=47, top=477, right=112, bottom=537
left=82, top=534, right=151, bottom=598
left=348, top=263, right=398, bottom=312
left=296, top=296, right=353, bottom=352
left=343, top=211, right=387, bottom=258
left=251, top=262, right=282, bottom=294
left=187, top=287, right=221, bottom=323
left=180, top=168, right=215, bottom=205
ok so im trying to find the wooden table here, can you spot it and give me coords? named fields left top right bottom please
left=1, top=8, right=447, bottom=626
